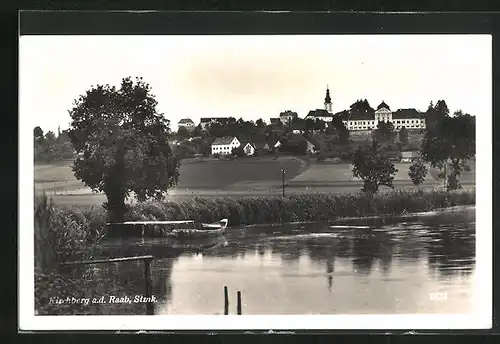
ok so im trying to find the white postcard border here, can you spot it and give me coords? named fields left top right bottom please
left=19, top=34, right=492, bottom=331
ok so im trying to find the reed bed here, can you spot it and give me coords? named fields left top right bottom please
left=33, top=188, right=474, bottom=314
left=35, top=188, right=475, bottom=266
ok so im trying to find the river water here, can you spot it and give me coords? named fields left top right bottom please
left=87, top=206, right=475, bottom=315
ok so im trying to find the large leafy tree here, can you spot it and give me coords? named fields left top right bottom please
left=420, top=110, right=475, bottom=190
left=67, top=77, right=181, bottom=222
left=329, top=115, right=349, bottom=145
left=350, top=99, right=374, bottom=113
left=425, top=99, right=449, bottom=131
left=351, top=141, right=398, bottom=194
left=398, top=126, right=409, bottom=145
left=176, top=126, right=190, bottom=139
left=34, top=126, right=44, bottom=140
left=255, top=118, right=265, bottom=128
left=372, top=121, right=396, bottom=143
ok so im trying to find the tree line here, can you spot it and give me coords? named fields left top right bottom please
left=34, top=127, right=75, bottom=163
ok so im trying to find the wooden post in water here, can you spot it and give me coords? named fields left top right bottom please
left=144, top=257, right=154, bottom=315
left=281, top=168, right=285, bottom=197
left=224, top=286, right=229, bottom=315
left=236, top=291, right=242, bottom=315
left=281, top=168, right=285, bottom=226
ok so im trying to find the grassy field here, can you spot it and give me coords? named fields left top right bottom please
left=289, top=162, right=445, bottom=187
left=35, top=156, right=306, bottom=192
left=34, top=156, right=308, bottom=204
left=176, top=156, right=307, bottom=190
left=34, top=154, right=475, bottom=206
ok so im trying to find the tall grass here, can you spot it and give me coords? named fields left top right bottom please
left=34, top=193, right=107, bottom=270
left=33, top=188, right=474, bottom=314
left=34, top=188, right=475, bottom=262
left=124, top=188, right=475, bottom=226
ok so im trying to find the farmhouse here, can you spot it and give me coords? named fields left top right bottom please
left=211, top=136, right=241, bottom=155
left=177, top=118, right=195, bottom=131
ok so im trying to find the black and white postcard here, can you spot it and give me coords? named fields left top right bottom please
left=19, top=24, right=492, bottom=330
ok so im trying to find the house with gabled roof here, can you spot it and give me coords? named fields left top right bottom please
left=211, top=136, right=241, bottom=155
left=254, top=141, right=271, bottom=152
left=305, top=109, right=334, bottom=123
left=178, top=118, right=195, bottom=131
left=242, top=142, right=256, bottom=156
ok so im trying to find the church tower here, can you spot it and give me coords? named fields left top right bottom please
left=324, top=85, right=332, bottom=113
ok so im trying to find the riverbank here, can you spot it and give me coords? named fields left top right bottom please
left=34, top=188, right=475, bottom=315
left=35, top=188, right=475, bottom=263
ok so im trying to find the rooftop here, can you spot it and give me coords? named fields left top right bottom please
left=306, top=109, right=333, bottom=118
left=178, top=118, right=194, bottom=124
left=212, top=136, right=237, bottom=145
left=200, top=117, right=230, bottom=123
left=377, top=101, right=390, bottom=111
left=392, top=108, right=424, bottom=119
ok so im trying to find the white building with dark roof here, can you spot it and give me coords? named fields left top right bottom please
left=305, top=109, right=334, bottom=123
left=319, top=86, right=425, bottom=131
left=178, top=118, right=195, bottom=131
left=211, top=136, right=241, bottom=155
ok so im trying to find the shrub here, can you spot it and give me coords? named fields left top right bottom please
left=409, top=160, right=428, bottom=186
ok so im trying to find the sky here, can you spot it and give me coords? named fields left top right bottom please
left=19, top=35, right=491, bottom=133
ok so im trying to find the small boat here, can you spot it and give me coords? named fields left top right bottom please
left=106, top=219, right=229, bottom=239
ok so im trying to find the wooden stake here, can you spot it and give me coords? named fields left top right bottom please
left=224, top=286, right=229, bottom=315
left=144, top=258, right=154, bottom=315
left=237, top=291, right=242, bottom=315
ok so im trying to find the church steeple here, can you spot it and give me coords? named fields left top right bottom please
left=324, top=85, right=332, bottom=113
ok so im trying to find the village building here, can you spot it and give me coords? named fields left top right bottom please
left=305, top=86, right=334, bottom=123
left=177, top=118, right=195, bottom=131
left=278, top=111, right=298, bottom=125
left=269, top=118, right=281, bottom=126
left=200, top=117, right=231, bottom=130
left=242, top=142, right=256, bottom=156
left=304, top=140, right=319, bottom=154
left=254, top=141, right=272, bottom=153
left=211, top=136, right=241, bottom=155
left=305, top=109, right=334, bottom=123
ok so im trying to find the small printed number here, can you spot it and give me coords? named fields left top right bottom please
left=429, top=292, right=448, bottom=301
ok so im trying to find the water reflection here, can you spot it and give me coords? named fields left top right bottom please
left=90, top=208, right=475, bottom=315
